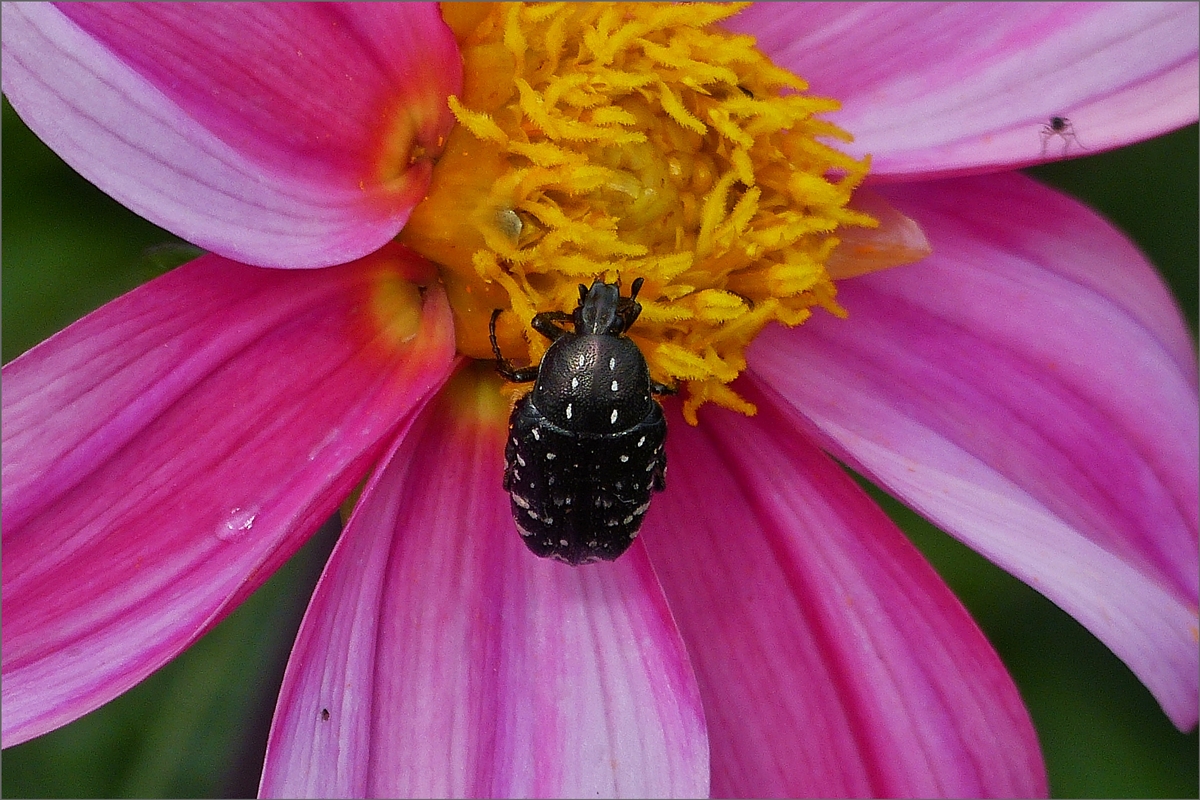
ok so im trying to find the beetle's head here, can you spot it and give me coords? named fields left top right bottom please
left=577, top=278, right=643, bottom=335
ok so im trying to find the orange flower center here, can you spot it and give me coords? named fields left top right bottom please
left=401, top=2, right=927, bottom=423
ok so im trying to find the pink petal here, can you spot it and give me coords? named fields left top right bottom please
left=0, top=3, right=461, bottom=268
left=1, top=247, right=457, bottom=746
left=641, top=391, right=1045, bottom=797
left=261, top=371, right=709, bottom=799
left=749, top=172, right=1199, bottom=730
left=729, top=2, right=1199, bottom=178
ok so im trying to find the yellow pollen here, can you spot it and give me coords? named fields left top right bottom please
left=404, top=1, right=903, bottom=424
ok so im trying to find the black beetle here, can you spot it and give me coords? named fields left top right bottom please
left=489, top=278, right=673, bottom=565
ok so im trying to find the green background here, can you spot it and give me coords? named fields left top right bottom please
left=2, top=95, right=1197, bottom=797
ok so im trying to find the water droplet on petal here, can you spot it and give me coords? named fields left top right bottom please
left=217, top=506, right=258, bottom=542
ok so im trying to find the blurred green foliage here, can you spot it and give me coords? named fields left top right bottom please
left=2, top=91, right=1197, bottom=799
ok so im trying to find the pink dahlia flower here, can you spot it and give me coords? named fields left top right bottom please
left=2, top=2, right=1197, bottom=797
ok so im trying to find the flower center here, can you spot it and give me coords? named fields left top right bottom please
left=401, top=2, right=880, bottom=424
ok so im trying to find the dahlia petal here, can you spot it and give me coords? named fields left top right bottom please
left=641, top=393, right=1045, bottom=797
left=1, top=247, right=456, bottom=746
left=261, top=373, right=708, bottom=799
left=0, top=2, right=461, bottom=268
left=730, top=2, right=1199, bottom=178
left=750, top=172, right=1199, bottom=729
left=826, top=187, right=932, bottom=279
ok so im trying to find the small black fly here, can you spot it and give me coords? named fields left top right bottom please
left=1040, top=115, right=1087, bottom=156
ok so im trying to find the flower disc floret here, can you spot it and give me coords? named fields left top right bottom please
left=402, top=1, right=874, bottom=423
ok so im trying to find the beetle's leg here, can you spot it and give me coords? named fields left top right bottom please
left=531, top=311, right=574, bottom=342
left=651, top=379, right=678, bottom=396
left=650, top=451, right=667, bottom=491
left=490, top=309, right=541, bottom=383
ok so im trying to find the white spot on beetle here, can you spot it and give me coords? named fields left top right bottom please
left=512, top=494, right=531, bottom=509
left=559, top=538, right=569, bottom=547
left=571, top=376, right=579, bottom=390
left=619, top=454, right=629, bottom=463
left=516, top=453, right=526, bottom=467
left=546, top=452, right=557, bottom=460
left=609, top=357, right=616, bottom=370
left=610, top=409, right=619, bottom=424
left=623, top=515, right=635, bottom=524
left=637, top=435, right=646, bottom=447
left=566, top=402, right=573, bottom=420
left=532, top=427, right=541, bottom=441
left=611, top=379, right=619, bottom=392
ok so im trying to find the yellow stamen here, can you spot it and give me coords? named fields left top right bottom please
left=404, top=2, right=925, bottom=424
